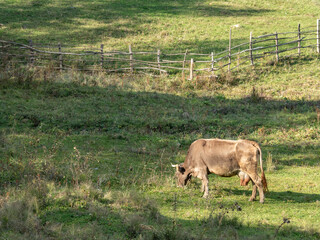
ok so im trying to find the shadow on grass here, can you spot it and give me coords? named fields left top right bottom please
left=264, top=143, right=320, bottom=167
left=1, top=78, right=319, bottom=165
left=230, top=189, right=320, bottom=204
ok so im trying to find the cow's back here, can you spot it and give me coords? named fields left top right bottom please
left=201, top=139, right=240, bottom=176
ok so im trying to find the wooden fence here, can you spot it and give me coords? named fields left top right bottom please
left=1, top=19, right=319, bottom=80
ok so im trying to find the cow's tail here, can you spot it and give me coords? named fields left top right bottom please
left=251, top=142, right=268, bottom=193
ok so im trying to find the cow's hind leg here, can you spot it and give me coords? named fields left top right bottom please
left=247, top=173, right=264, bottom=203
left=249, top=182, right=257, bottom=202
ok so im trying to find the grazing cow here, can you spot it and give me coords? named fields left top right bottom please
left=172, top=139, right=268, bottom=203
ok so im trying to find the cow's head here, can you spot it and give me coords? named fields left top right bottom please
left=171, top=163, right=191, bottom=187
left=238, top=171, right=251, bottom=186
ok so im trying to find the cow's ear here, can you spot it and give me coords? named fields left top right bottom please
left=178, top=165, right=185, bottom=174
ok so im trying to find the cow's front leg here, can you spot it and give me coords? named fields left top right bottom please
left=202, top=178, right=209, bottom=198
left=249, top=182, right=257, bottom=201
left=197, top=173, right=209, bottom=198
left=201, top=181, right=205, bottom=193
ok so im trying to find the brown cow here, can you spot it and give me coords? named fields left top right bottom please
left=172, top=139, right=268, bottom=203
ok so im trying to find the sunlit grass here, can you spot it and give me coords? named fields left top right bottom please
left=1, top=0, right=320, bottom=239
left=1, top=59, right=320, bottom=238
left=0, top=0, right=319, bottom=52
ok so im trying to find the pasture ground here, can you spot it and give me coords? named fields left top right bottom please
left=1, top=0, right=320, bottom=52
left=1, top=57, right=320, bottom=239
left=1, top=0, right=320, bottom=239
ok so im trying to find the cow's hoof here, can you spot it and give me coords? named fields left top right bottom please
left=202, top=194, right=209, bottom=198
left=259, top=201, right=264, bottom=204
left=249, top=198, right=255, bottom=202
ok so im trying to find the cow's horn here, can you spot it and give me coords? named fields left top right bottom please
left=171, top=164, right=180, bottom=171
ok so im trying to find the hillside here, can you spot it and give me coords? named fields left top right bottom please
left=1, top=0, right=320, bottom=52
left=1, top=0, right=320, bottom=239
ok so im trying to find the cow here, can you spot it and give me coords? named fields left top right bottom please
left=171, top=139, right=268, bottom=203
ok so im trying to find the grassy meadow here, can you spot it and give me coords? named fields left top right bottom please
left=1, top=0, right=320, bottom=239
left=1, top=0, right=320, bottom=52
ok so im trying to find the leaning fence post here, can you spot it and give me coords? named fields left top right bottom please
left=29, top=40, right=34, bottom=65
left=129, top=44, right=133, bottom=73
left=275, top=32, right=279, bottom=62
left=157, top=49, right=161, bottom=74
left=100, top=44, right=104, bottom=69
left=249, top=32, right=254, bottom=65
left=182, top=49, right=188, bottom=80
left=189, top=58, right=194, bottom=80
left=298, top=24, right=301, bottom=56
left=317, top=19, right=320, bottom=54
left=228, top=28, right=232, bottom=71
left=58, top=42, right=63, bottom=73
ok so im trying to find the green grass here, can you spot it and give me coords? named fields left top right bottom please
left=1, top=57, right=320, bottom=239
left=1, top=0, right=319, bottom=52
left=1, top=0, right=320, bottom=239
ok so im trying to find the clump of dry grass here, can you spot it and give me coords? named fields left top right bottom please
left=0, top=199, right=41, bottom=234
left=0, top=179, right=50, bottom=238
left=249, top=86, right=266, bottom=103
left=69, top=147, right=93, bottom=187
left=267, top=152, right=276, bottom=172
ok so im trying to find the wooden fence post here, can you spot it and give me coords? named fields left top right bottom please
left=275, top=32, right=279, bottom=63
left=157, top=49, right=161, bottom=74
left=100, top=44, right=104, bottom=69
left=228, top=28, right=232, bottom=71
left=29, top=40, right=34, bottom=65
left=189, top=58, right=194, bottom=80
left=237, top=51, right=240, bottom=71
left=58, top=43, right=62, bottom=72
left=211, top=52, right=214, bottom=75
left=317, top=19, right=320, bottom=54
left=182, top=49, right=188, bottom=80
left=129, top=44, right=133, bottom=73
left=298, top=24, right=301, bottom=56
left=249, top=32, right=254, bottom=65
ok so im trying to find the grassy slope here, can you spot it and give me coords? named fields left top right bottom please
left=1, top=0, right=320, bottom=239
left=0, top=0, right=319, bottom=52
left=1, top=59, right=320, bottom=239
